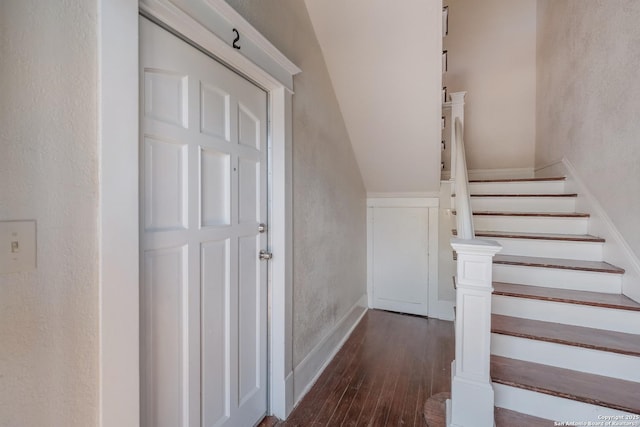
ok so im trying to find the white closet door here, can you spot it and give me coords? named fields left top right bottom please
left=371, top=207, right=430, bottom=316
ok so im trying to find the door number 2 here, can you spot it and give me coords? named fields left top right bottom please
left=232, top=28, right=241, bottom=50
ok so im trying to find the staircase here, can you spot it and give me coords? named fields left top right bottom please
left=462, top=176, right=640, bottom=424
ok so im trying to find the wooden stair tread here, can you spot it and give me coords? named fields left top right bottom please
left=493, top=282, right=640, bottom=312
left=491, top=356, right=640, bottom=414
left=494, top=407, right=553, bottom=427
left=494, top=254, right=625, bottom=274
left=470, top=193, right=577, bottom=198
left=453, top=229, right=604, bottom=242
left=477, top=230, right=602, bottom=242
left=492, top=314, right=640, bottom=356
left=470, top=176, right=566, bottom=183
left=464, top=211, right=590, bottom=217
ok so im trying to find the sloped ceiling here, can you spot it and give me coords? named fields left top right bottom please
left=304, top=0, right=443, bottom=194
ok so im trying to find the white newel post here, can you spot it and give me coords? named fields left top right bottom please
left=447, top=238, right=502, bottom=427
left=448, top=91, right=466, bottom=183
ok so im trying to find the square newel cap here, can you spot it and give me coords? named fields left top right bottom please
left=450, top=238, right=502, bottom=256
left=449, top=91, right=467, bottom=104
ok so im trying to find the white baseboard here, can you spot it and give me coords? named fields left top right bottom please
left=292, top=294, right=368, bottom=406
left=429, top=299, right=455, bottom=321
left=283, top=371, right=294, bottom=416
left=366, top=191, right=441, bottom=199
left=533, top=159, right=566, bottom=178
left=536, top=158, right=640, bottom=303
left=366, top=197, right=439, bottom=208
left=441, top=167, right=535, bottom=181
left=469, top=167, right=535, bottom=180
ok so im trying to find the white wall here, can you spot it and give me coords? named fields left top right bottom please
left=225, top=0, right=368, bottom=395
left=0, top=1, right=99, bottom=426
left=305, top=0, right=443, bottom=194
left=536, top=0, right=640, bottom=260
left=444, top=0, right=537, bottom=172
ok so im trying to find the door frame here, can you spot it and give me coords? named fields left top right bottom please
left=98, top=1, right=300, bottom=425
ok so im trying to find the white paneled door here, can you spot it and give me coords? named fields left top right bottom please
left=371, top=207, right=430, bottom=316
left=140, top=17, right=268, bottom=427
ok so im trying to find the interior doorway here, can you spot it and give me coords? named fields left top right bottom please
left=99, top=2, right=300, bottom=423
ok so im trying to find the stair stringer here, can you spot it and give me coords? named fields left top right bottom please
left=536, top=158, right=640, bottom=303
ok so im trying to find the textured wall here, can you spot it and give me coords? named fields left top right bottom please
left=537, top=0, right=640, bottom=258
left=444, top=0, right=537, bottom=171
left=224, top=1, right=367, bottom=365
left=0, top=1, right=98, bottom=426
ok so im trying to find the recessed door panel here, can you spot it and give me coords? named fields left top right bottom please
left=238, top=105, right=260, bottom=149
left=201, top=148, right=231, bottom=227
left=201, top=239, right=231, bottom=427
left=144, top=70, right=188, bottom=128
left=141, top=245, right=188, bottom=427
left=238, top=235, right=260, bottom=404
left=144, top=136, right=188, bottom=231
left=238, top=157, right=259, bottom=225
left=201, top=83, right=230, bottom=141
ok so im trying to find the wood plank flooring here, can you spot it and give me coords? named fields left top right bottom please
left=263, top=309, right=454, bottom=427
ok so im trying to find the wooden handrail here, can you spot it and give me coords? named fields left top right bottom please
left=453, top=117, right=475, bottom=240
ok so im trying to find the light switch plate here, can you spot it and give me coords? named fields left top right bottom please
left=0, top=220, right=37, bottom=274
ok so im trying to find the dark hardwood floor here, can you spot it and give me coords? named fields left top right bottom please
left=261, top=309, right=454, bottom=427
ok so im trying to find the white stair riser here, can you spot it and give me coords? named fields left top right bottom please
left=491, top=237, right=603, bottom=261
left=473, top=215, right=589, bottom=235
left=493, top=383, right=638, bottom=422
left=493, top=264, right=623, bottom=293
left=471, top=196, right=576, bottom=213
left=492, top=295, right=640, bottom=335
left=473, top=215, right=588, bottom=234
left=469, top=180, right=566, bottom=195
left=491, top=334, right=640, bottom=382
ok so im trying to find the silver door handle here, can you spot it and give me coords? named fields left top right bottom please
left=259, top=250, right=273, bottom=260
left=258, top=223, right=268, bottom=233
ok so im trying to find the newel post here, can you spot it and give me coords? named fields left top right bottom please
left=448, top=91, right=466, bottom=182
left=447, top=238, right=502, bottom=427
